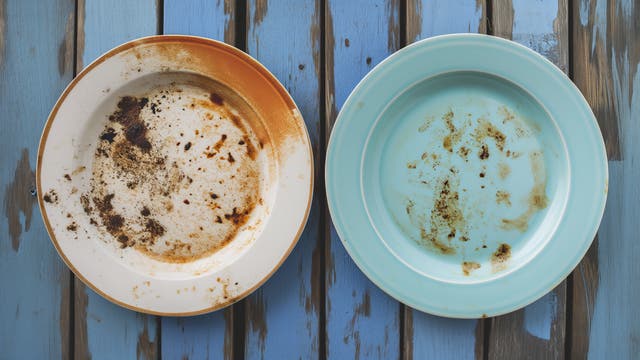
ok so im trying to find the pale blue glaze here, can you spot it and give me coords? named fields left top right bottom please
left=245, top=1, right=321, bottom=359
left=326, top=1, right=402, bottom=358
left=161, top=1, right=232, bottom=358
left=79, top=1, right=159, bottom=358
left=326, top=34, right=607, bottom=318
left=0, top=0, right=74, bottom=357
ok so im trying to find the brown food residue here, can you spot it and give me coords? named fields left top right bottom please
left=474, top=117, right=506, bottom=152
left=418, top=178, right=468, bottom=255
left=457, top=146, right=470, bottom=160
left=498, top=106, right=515, bottom=123
left=439, top=110, right=468, bottom=153
left=418, top=115, right=436, bottom=132
left=491, top=243, right=511, bottom=272
left=479, top=144, right=489, bottom=159
left=108, top=96, right=152, bottom=151
left=209, top=92, right=224, bottom=105
left=496, top=190, right=512, bottom=206
left=66, top=222, right=78, bottom=232
left=83, top=87, right=265, bottom=263
left=43, top=190, right=58, bottom=204
left=462, top=261, right=481, bottom=276
left=500, top=152, right=548, bottom=232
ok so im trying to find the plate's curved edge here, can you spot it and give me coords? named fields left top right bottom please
left=37, top=35, right=315, bottom=316
left=325, top=33, right=608, bottom=318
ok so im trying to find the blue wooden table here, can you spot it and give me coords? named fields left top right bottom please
left=1, top=0, right=637, bottom=358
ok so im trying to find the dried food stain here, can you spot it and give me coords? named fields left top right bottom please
left=108, top=96, right=151, bottom=151
left=66, top=222, right=78, bottom=232
left=496, top=190, right=511, bottom=206
left=84, top=87, right=263, bottom=263
left=43, top=190, right=58, bottom=204
left=479, top=144, right=489, bottom=159
left=500, top=152, right=548, bottom=232
left=99, top=127, right=117, bottom=143
left=140, top=206, right=150, bottom=216
left=209, top=92, right=224, bottom=105
left=473, top=117, right=506, bottom=152
left=462, top=261, right=480, bottom=276
left=416, top=178, right=468, bottom=255
left=491, top=243, right=511, bottom=272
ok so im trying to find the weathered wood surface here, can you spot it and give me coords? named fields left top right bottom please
left=244, top=0, right=323, bottom=359
left=325, top=1, right=402, bottom=358
left=2, top=0, right=637, bottom=358
left=489, top=1, right=569, bottom=359
left=161, top=1, right=236, bottom=359
left=572, top=0, right=640, bottom=358
left=0, top=0, right=74, bottom=358
left=74, top=1, right=159, bottom=359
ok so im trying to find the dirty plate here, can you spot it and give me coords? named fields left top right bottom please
left=38, top=36, right=313, bottom=315
left=326, top=34, right=607, bottom=318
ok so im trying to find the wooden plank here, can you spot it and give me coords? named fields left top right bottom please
left=164, top=0, right=235, bottom=44
left=325, top=1, right=401, bottom=358
left=489, top=1, right=568, bottom=359
left=160, top=1, right=236, bottom=359
left=406, top=0, right=487, bottom=42
left=403, top=1, right=486, bottom=359
left=0, top=0, right=74, bottom=358
left=571, top=0, right=640, bottom=358
left=74, top=1, right=159, bottom=359
left=244, top=1, right=322, bottom=358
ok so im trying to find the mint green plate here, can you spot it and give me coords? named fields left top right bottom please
left=325, top=34, right=607, bottom=318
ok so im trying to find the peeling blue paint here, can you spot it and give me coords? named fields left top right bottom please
left=415, top=0, right=482, bottom=40
left=524, top=291, right=557, bottom=340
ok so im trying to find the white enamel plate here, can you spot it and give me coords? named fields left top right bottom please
left=38, top=36, right=313, bottom=315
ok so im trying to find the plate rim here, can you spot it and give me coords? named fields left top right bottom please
left=325, top=33, right=608, bottom=318
left=37, top=34, right=314, bottom=316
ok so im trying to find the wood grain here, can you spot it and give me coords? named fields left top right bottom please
left=0, top=0, right=74, bottom=358
left=403, top=2, right=487, bottom=359
left=325, top=1, right=401, bottom=358
left=571, top=0, right=640, bottom=357
left=406, top=0, right=487, bottom=42
left=74, top=1, right=159, bottom=359
left=164, top=0, right=236, bottom=45
left=244, top=0, right=322, bottom=358
left=160, top=2, right=237, bottom=358
left=489, top=1, right=569, bottom=359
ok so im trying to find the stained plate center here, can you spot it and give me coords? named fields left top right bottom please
left=362, top=71, right=570, bottom=283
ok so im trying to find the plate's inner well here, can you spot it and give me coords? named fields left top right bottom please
left=362, top=72, right=569, bottom=283
left=63, top=72, right=272, bottom=264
